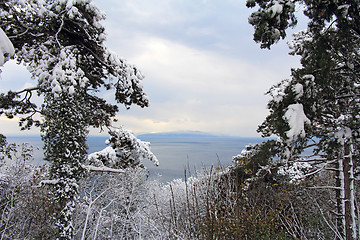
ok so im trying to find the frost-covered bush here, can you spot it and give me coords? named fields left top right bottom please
left=0, top=139, right=337, bottom=239
left=0, top=141, right=54, bottom=239
left=73, top=168, right=163, bottom=240
left=143, top=161, right=339, bottom=239
left=143, top=166, right=287, bottom=239
left=0, top=136, right=161, bottom=240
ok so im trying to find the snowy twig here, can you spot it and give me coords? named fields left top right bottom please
left=79, top=42, right=114, bottom=71
left=8, top=28, right=29, bottom=39
left=7, top=26, right=45, bottom=39
left=82, top=165, right=125, bottom=174
left=81, top=179, right=120, bottom=240
left=296, top=157, right=328, bottom=162
left=323, top=19, right=337, bottom=35
left=302, top=159, right=337, bottom=178
left=324, top=167, right=339, bottom=172
left=92, top=198, right=116, bottom=240
left=55, top=13, right=65, bottom=47
left=335, top=93, right=360, bottom=100
left=308, top=186, right=342, bottom=190
left=36, top=179, right=59, bottom=187
left=307, top=191, right=344, bottom=240
left=63, top=20, right=92, bottom=40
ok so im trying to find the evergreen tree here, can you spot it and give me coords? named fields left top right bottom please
left=0, top=1, right=152, bottom=238
left=247, top=1, right=360, bottom=239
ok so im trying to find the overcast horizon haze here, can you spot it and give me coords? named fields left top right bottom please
left=0, top=0, right=306, bottom=137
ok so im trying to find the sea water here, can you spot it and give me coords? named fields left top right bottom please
left=6, top=135, right=263, bottom=183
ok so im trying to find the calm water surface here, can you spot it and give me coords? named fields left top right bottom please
left=6, top=135, right=263, bottom=183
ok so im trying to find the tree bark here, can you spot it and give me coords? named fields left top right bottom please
left=336, top=139, right=357, bottom=240
left=336, top=153, right=345, bottom=239
left=344, top=140, right=357, bottom=240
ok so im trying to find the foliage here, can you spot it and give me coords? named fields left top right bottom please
left=246, top=0, right=297, bottom=49
left=247, top=0, right=360, bottom=49
left=247, top=0, right=360, bottom=154
left=232, top=140, right=280, bottom=181
left=0, top=134, right=16, bottom=163
left=247, top=1, right=360, bottom=239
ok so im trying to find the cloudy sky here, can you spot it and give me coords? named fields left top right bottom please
left=0, top=0, right=305, bottom=137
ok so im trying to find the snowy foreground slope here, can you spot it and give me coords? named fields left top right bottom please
left=0, top=133, right=340, bottom=239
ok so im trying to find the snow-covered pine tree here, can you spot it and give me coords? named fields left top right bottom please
left=247, top=1, right=360, bottom=239
left=41, top=92, right=89, bottom=238
left=0, top=1, right=151, bottom=239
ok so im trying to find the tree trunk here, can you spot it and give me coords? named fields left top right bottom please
left=336, top=156, right=344, bottom=238
left=336, top=137, right=357, bottom=240
left=42, top=93, right=89, bottom=239
left=343, top=140, right=357, bottom=240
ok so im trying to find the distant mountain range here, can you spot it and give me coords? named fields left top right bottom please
left=137, top=131, right=259, bottom=140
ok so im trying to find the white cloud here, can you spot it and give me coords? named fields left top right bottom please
left=105, top=36, right=288, bottom=136
left=1, top=0, right=302, bottom=137
left=0, top=34, right=288, bottom=137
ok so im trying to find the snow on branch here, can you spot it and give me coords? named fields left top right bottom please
left=267, top=1, right=284, bottom=18
left=107, top=127, right=159, bottom=167
left=334, top=127, right=352, bottom=145
left=284, top=103, right=311, bottom=142
left=0, top=28, right=14, bottom=66
left=86, top=127, right=159, bottom=170
left=4, top=0, right=148, bottom=107
left=277, top=161, right=312, bottom=184
left=82, top=165, right=125, bottom=174
left=302, top=159, right=338, bottom=178
left=38, top=179, right=59, bottom=186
